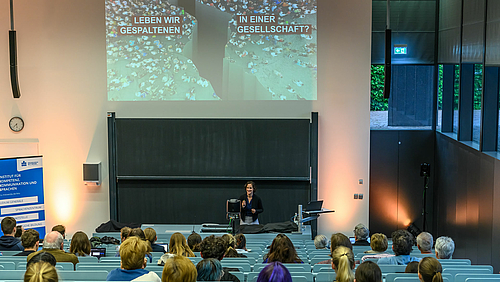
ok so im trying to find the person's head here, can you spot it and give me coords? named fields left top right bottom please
left=355, top=261, right=382, bottom=282
left=330, top=246, right=355, bottom=282
left=417, top=232, right=433, bottom=253
left=245, top=181, right=256, bottom=196
left=196, top=258, right=223, bottom=281
left=235, top=233, right=246, bottom=249
left=24, top=261, right=58, bottom=282
left=69, top=231, right=91, bottom=256
left=354, top=223, right=369, bottom=241
left=330, top=233, right=353, bottom=251
left=169, top=232, right=195, bottom=257
left=27, top=251, right=57, bottom=267
left=188, top=232, right=202, bottom=252
left=391, top=230, right=415, bottom=256
left=120, top=236, right=148, bottom=270
left=51, top=225, right=66, bottom=239
left=418, top=257, right=443, bottom=282
left=129, top=228, right=146, bottom=240
left=1, top=216, right=17, bottom=235
left=256, top=261, right=292, bottom=282
left=200, top=235, right=226, bottom=260
left=266, top=233, right=302, bottom=263
left=221, top=234, right=236, bottom=249
left=21, top=229, right=40, bottom=250
left=369, top=233, right=388, bottom=253
left=162, top=255, right=197, bottom=282
left=434, top=236, right=455, bottom=259
left=120, top=226, right=132, bottom=243
left=405, top=261, right=419, bottom=273
left=43, top=231, right=64, bottom=250
left=144, top=227, right=157, bottom=244
left=314, top=234, right=329, bottom=249
left=15, top=225, right=24, bottom=238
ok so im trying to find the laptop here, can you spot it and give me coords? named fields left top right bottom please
left=90, top=247, right=106, bottom=259
left=304, top=200, right=323, bottom=212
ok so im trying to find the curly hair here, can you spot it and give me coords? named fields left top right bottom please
left=200, top=235, right=226, bottom=260
left=21, top=229, right=40, bottom=249
left=264, top=234, right=302, bottom=263
left=391, top=230, right=415, bottom=256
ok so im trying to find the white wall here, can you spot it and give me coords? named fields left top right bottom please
left=0, top=0, right=371, bottom=238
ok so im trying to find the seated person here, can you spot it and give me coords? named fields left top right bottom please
left=353, top=223, right=370, bottom=246
left=197, top=258, right=223, bottom=281
left=361, top=233, right=393, bottom=262
left=377, top=230, right=420, bottom=265
left=15, top=229, right=39, bottom=256
left=0, top=217, right=24, bottom=251
left=24, top=261, right=58, bottom=282
left=69, top=231, right=91, bottom=257
left=26, top=252, right=57, bottom=267
left=355, top=261, right=382, bottom=282
left=107, top=236, right=161, bottom=282
left=51, top=225, right=66, bottom=239
left=115, top=226, right=132, bottom=256
left=405, top=261, right=419, bottom=273
left=162, top=255, right=197, bottom=282
left=222, top=234, right=246, bottom=258
left=27, top=231, right=79, bottom=266
left=317, top=233, right=352, bottom=265
left=144, top=227, right=166, bottom=253
left=434, top=236, right=454, bottom=259
left=15, top=225, right=24, bottom=238
left=158, top=232, right=194, bottom=265
left=199, top=235, right=241, bottom=282
left=418, top=257, right=443, bottom=282
left=257, top=261, right=292, bottom=282
left=187, top=232, right=202, bottom=253
left=314, top=234, right=329, bottom=249
left=331, top=246, right=355, bottom=282
left=416, top=232, right=433, bottom=254
left=263, top=234, right=303, bottom=263
left=234, top=234, right=248, bottom=254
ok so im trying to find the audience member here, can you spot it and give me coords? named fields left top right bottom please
left=377, top=230, right=420, bottom=265
left=222, top=233, right=246, bottom=258
left=107, top=236, right=161, bottom=282
left=317, top=233, right=352, bottom=265
left=416, top=232, right=433, bottom=254
left=51, top=225, right=66, bottom=239
left=314, top=234, right=329, bottom=249
left=27, top=231, right=79, bottom=266
left=435, top=236, right=455, bottom=259
left=187, top=232, right=202, bottom=253
left=355, top=261, right=382, bottom=282
left=234, top=233, right=248, bottom=253
left=263, top=233, right=303, bottom=263
left=162, top=255, right=197, bottom=282
left=405, top=261, right=419, bottom=273
left=144, top=227, right=166, bottom=253
left=197, top=258, right=223, bottom=281
left=24, top=261, right=58, bottom=282
left=121, top=227, right=132, bottom=243
left=15, top=225, right=24, bottom=238
left=158, top=232, right=194, bottom=265
left=331, top=246, right=355, bottom=282
left=353, top=223, right=370, bottom=246
left=125, top=228, right=153, bottom=262
left=256, top=261, right=292, bottom=282
left=199, top=235, right=241, bottom=282
left=361, top=233, right=393, bottom=262
left=418, top=257, right=443, bottom=282
left=69, top=231, right=91, bottom=257
left=26, top=252, right=57, bottom=267
left=15, top=229, right=40, bottom=256
left=0, top=216, right=24, bottom=251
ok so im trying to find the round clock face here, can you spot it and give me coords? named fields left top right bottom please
left=9, top=117, right=24, bottom=132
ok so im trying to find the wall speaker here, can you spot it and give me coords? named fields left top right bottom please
left=9, top=30, right=21, bottom=99
left=383, top=29, right=392, bottom=99
left=83, top=162, right=101, bottom=186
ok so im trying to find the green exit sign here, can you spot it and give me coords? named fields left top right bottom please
left=394, top=44, right=407, bottom=55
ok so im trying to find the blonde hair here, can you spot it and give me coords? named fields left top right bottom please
left=169, top=232, right=195, bottom=257
left=120, top=236, right=148, bottom=270
left=162, top=255, right=197, bottom=282
left=24, top=261, right=58, bottom=282
left=370, top=233, right=388, bottom=252
left=418, top=257, right=443, bottom=282
left=331, top=246, right=355, bottom=282
left=144, top=227, right=157, bottom=244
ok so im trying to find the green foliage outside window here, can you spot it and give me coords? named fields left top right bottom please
left=370, top=65, right=388, bottom=111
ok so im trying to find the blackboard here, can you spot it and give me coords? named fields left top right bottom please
left=115, top=119, right=310, bottom=178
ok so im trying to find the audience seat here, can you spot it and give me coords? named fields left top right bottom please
left=77, top=256, right=99, bottom=263
left=385, top=273, right=453, bottom=282
left=443, top=266, right=494, bottom=278
left=312, top=264, right=333, bottom=273
left=57, top=270, right=109, bottom=281
left=228, top=271, right=244, bottom=281
left=253, top=263, right=311, bottom=273
left=314, top=271, right=336, bottom=282
left=455, top=273, right=500, bottom=282
left=0, top=262, right=15, bottom=270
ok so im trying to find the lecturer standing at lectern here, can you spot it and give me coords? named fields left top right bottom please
left=239, top=181, right=263, bottom=225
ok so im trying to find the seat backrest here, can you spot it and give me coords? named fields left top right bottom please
left=76, top=256, right=99, bottom=263
left=253, top=263, right=311, bottom=273
left=99, top=257, right=121, bottom=263
left=315, top=271, right=337, bottom=282
left=385, top=272, right=453, bottom=282
left=76, top=264, right=119, bottom=272
left=312, top=264, right=333, bottom=273
left=228, top=271, right=244, bottom=282
left=57, top=270, right=109, bottom=281
left=0, top=261, right=15, bottom=270
left=0, top=270, right=28, bottom=280
left=378, top=265, right=407, bottom=273
left=310, top=257, right=330, bottom=265
left=455, top=273, right=500, bottom=282
left=465, top=278, right=500, bottom=282
left=439, top=259, right=471, bottom=265
left=221, top=262, right=251, bottom=272
left=443, top=266, right=494, bottom=278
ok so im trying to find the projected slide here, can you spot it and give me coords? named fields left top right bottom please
left=105, top=0, right=317, bottom=101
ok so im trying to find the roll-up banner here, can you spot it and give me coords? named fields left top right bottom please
left=0, top=156, right=46, bottom=238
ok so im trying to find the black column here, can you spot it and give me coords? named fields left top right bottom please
left=480, top=67, right=500, bottom=151
left=441, top=64, right=455, bottom=132
left=458, top=63, right=474, bottom=141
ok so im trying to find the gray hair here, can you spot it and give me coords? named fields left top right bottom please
left=43, top=232, right=63, bottom=249
left=416, top=232, right=433, bottom=252
left=354, top=223, right=369, bottom=240
left=314, top=235, right=329, bottom=249
left=435, top=236, right=454, bottom=259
